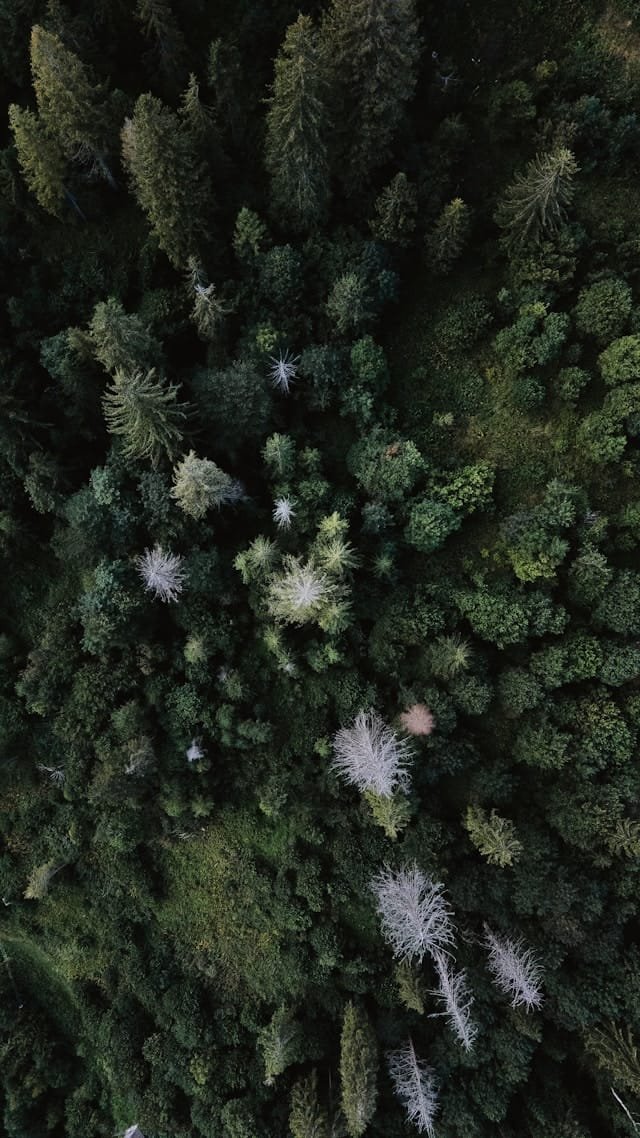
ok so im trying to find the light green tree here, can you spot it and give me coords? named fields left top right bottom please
left=290, top=1071, right=330, bottom=1138
left=103, top=368, right=187, bottom=463
left=495, top=148, right=578, bottom=247
left=370, top=173, right=418, bottom=246
left=89, top=298, right=161, bottom=375
left=259, top=1005, right=303, bottom=1086
left=266, top=14, right=330, bottom=230
left=340, top=1003, right=378, bottom=1138
left=171, top=451, right=234, bottom=518
left=30, top=25, right=116, bottom=185
left=464, top=806, right=522, bottom=867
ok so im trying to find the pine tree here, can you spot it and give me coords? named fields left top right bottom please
left=102, top=367, right=187, bottom=463
left=464, top=805, right=522, bottom=868
left=265, top=14, right=330, bottom=230
left=425, top=198, right=471, bottom=272
left=267, top=555, right=348, bottom=632
left=340, top=1003, right=378, bottom=1138
left=29, top=25, right=116, bottom=184
left=495, top=148, right=578, bottom=247
left=584, top=1022, right=640, bottom=1097
left=89, top=298, right=161, bottom=375
left=259, top=1005, right=303, bottom=1086
left=121, top=93, right=211, bottom=266
left=431, top=950, right=477, bottom=1051
left=135, top=0, right=187, bottom=87
left=8, top=104, right=65, bottom=215
left=321, top=0, right=420, bottom=189
left=136, top=546, right=185, bottom=602
left=370, top=173, right=418, bottom=246
left=290, top=1071, right=330, bottom=1138
left=171, top=451, right=234, bottom=519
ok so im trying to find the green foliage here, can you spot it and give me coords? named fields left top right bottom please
left=321, top=0, right=420, bottom=189
left=598, top=334, right=640, bottom=387
left=290, top=1071, right=330, bottom=1138
left=89, top=297, right=161, bottom=375
left=426, top=198, right=471, bottom=272
left=122, top=92, right=211, bottom=266
left=102, top=367, right=187, bottom=463
left=171, top=451, right=233, bottom=518
left=340, top=1003, right=378, bottom=1138
left=8, top=104, right=65, bottom=215
left=258, top=1005, right=304, bottom=1086
left=405, top=497, right=461, bottom=553
left=574, top=278, right=632, bottom=345
left=584, top=1022, right=640, bottom=1096
left=348, top=429, right=423, bottom=502
left=370, top=173, right=418, bottom=247
left=266, top=15, right=330, bottom=230
left=363, top=790, right=411, bottom=840
left=495, top=148, right=578, bottom=246
left=464, top=806, right=522, bottom=867
left=327, top=272, right=373, bottom=335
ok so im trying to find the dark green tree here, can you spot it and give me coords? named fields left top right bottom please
left=122, top=93, right=212, bottom=266
left=321, top=0, right=420, bottom=189
left=265, top=15, right=330, bottom=231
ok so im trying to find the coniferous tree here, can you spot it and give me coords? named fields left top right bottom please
left=171, top=451, right=235, bottom=519
left=102, top=367, right=187, bottom=463
left=266, top=15, right=330, bottom=231
left=8, top=104, right=65, bottom=215
left=425, top=198, right=471, bottom=272
left=370, top=173, right=418, bottom=246
left=321, top=0, right=420, bottom=190
left=340, top=1003, right=378, bottom=1138
left=121, top=93, right=211, bottom=266
left=89, top=298, right=162, bottom=375
left=135, top=0, right=187, bottom=88
left=290, top=1071, right=330, bottom=1138
left=495, top=148, right=578, bottom=247
left=464, top=806, right=522, bottom=867
left=29, top=25, right=116, bottom=185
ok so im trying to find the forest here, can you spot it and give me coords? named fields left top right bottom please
left=3, top=0, right=640, bottom=1135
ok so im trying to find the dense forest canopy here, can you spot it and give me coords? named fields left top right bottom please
left=3, top=0, right=640, bottom=1135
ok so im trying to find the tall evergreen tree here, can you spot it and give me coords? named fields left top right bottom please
left=136, top=0, right=187, bottom=89
left=495, top=148, right=578, bottom=247
left=8, top=104, right=65, bottom=215
left=340, top=1003, right=378, bottom=1138
left=121, top=93, right=211, bottom=266
left=102, top=367, right=187, bottom=463
left=321, top=0, right=420, bottom=190
left=29, top=25, right=116, bottom=185
left=265, top=14, right=330, bottom=231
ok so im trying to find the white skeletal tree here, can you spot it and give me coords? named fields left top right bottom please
left=136, top=545, right=185, bottom=602
left=483, top=925, right=543, bottom=1011
left=332, top=709, right=413, bottom=798
left=430, top=949, right=477, bottom=1051
left=273, top=496, right=295, bottom=529
left=269, top=349, right=300, bottom=394
left=371, top=862, right=455, bottom=964
left=387, top=1040, right=439, bottom=1136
